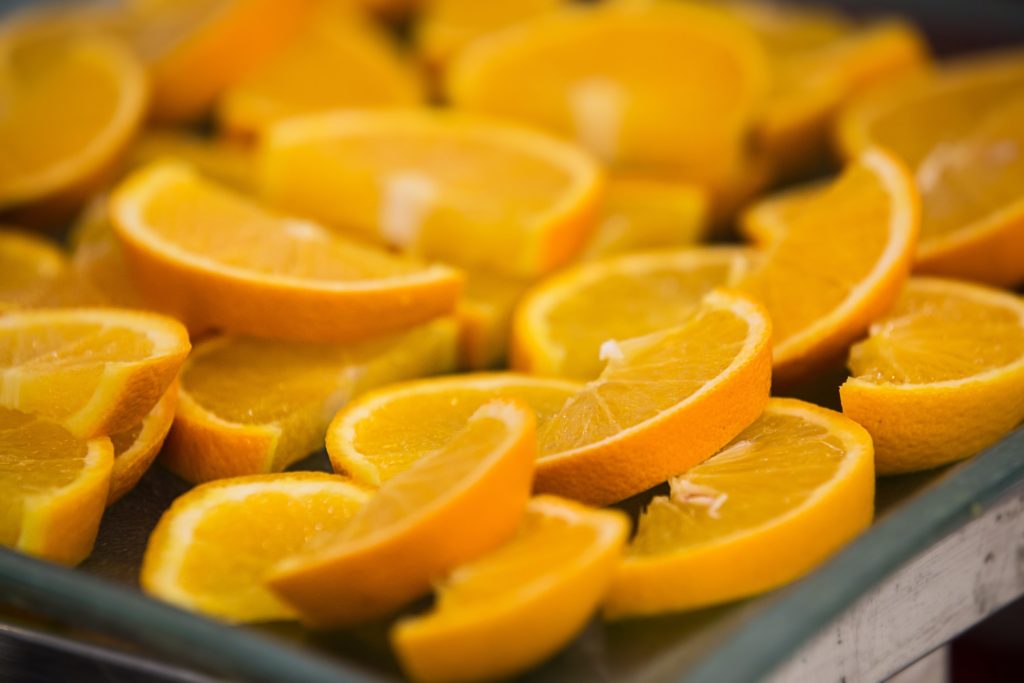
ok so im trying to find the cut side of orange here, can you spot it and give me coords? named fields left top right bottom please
left=536, top=290, right=772, bottom=505
left=110, top=162, right=463, bottom=342
left=269, top=399, right=536, bottom=627
left=738, top=149, right=919, bottom=382
left=841, top=277, right=1024, bottom=474
left=0, top=408, right=113, bottom=565
left=328, top=372, right=581, bottom=486
left=68, top=196, right=148, bottom=310
left=141, top=472, right=370, bottom=623
left=513, top=247, right=752, bottom=380
left=0, top=229, right=71, bottom=312
left=107, top=381, right=177, bottom=505
left=392, top=495, right=628, bottom=683
left=261, top=110, right=604, bottom=278
left=0, top=308, right=189, bottom=438
left=605, top=397, right=874, bottom=618
left=163, top=318, right=457, bottom=484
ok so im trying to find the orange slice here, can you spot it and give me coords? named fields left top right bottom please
left=0, top=229, right=70, bottom=311
left=536, top=290, right=772, bottom=505
left=107, top=382, right=177, bottom=504
left=0, top=308, right=189, bottom=438
left=392, top=496, right=628, bottom=683
left=218, top=3, right=423, bottom=138
left=0, top=408, right=113, bottom=565
left=328, top=372, right=581, bottom=485
left=604, top=398, right=874, bottom=618
left=110, top=162, right=463, bottom=342
left=446, top=2, right=769, bottom=184
left=0, top=31, right=146, bottom=215
left=162, top=318, right=456, bottom=484
left=841, top=277, right=1024, bottom=474
left=269, top=399, right=536, bottom=627
left=261, top=110, right=604, bottom=278
left=838, top=49, right=1024, bottom=287
left=456, top=271, right=531, bottom=370
left=737, top=149, right=919, bottom=382
left=513, top=247, right=752, bottom=380
left=126, top=130, right=255, bottom=193
left=141, top=472, right=370, bottom=623
left=68, top=196, right=148, bottom=310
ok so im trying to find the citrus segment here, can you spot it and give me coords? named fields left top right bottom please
left=107, top=381, right=177, bottom=504
left=141, top=472, right=370, bottom=623
left=68, top=197, right=148, bottom=310
left=110, top=162, right=463, bottom=342
left=605, top=398, right=874, bottom=618
left=261, top=110, right=603, bottom=278
left=536, top=290, right=772, bottom=505
left=269, top=399, right=536, bottom=627
left=392, top=495, right=628, bottom=683
left=841, top=277, right=1024, bottom=474
left=328, top=372, right=581, bottom=486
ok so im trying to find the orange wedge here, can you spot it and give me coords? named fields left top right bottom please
left=107, top=382, right=177, bottom=504
left=392, top=496, right=628, bottom=683
left=0, top=308, right=189, bottom=438
left=838, top=49, right=1024, bottom=287
left=456, top=271, right=531, bottom=370
left=126, top=130, right=255, bottom=193
left=841, top=277, right=1024, bottom=474
left=328, top=372, right=581, bottom=485
left=261, top=110, right=604, bottom=278
left=0, top=31, right=146, bottom=216
left=605, top=398, right=874, bottom=618
left=141, top=472, right=370, bottom=623
left=738, top=149, right=919, bottom=382
left=269, top=399, right=536, bottom=627
left=218, top=3, right=423, bottom=137
left=513, top=247, right=752, bottom=380
left=0, top=229, right=70, bottom=311
left=536, top=290, right=772, bottom=505
left=110, top=162, right=463, bottom=342
left=0, top=408, right=113, bottom=565
left=68, top=196, right=147, bottom=310
left=447, top=2, right=769, bottom=184
left=163, top=318, right=456, bottom=484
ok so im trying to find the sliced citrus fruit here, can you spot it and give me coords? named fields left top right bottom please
left=328, top=372, right=581, bottom=485
left=0, top=308, right=189, bottom=438
left=0, top=408, right=113, bottom=565
left=163, top=318, right=457, bottom=484
left=218, top=3, right=423, bottom=138
left=457, top=271, right=531, bottom=370
left=513, top=247, right=752, bottom=380
left=0, top=229, right=70, bottom=312
left=579, top=176, right=709, bottom=260
left=737, top=149, right=919, bottom=382
left=837, top=49, right=1024, bottom=287
left=0, top=31, right=146, bottom=215
left=269, top=399, right=536, bottom=627
left=841, top=277, right=1024, bottom=475
left=141, top=472, right=370, bottom=623
left=126, top=130, right=255, bottom=193
left=68, top=196, right=148, bottom=310
left=110, top=161, right=463, bottom=342
left=604, top=397, right=874, bottom=618
left=107, top=381, right=177, bottom=505
left=446, top=2, right=769, bottom=184
left=261, top=110, right=603, bottom=278
left=392, top=495, right=628, bottom=683
left=536, top=290, right=772, bottom=505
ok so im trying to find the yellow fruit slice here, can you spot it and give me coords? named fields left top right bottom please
left=513, top=247, right=752, bottom=380
left=110, top=162, right=463, bottom=342
left=0, top=408, right=113, bottom=565
left=447, top=3, right=769, bottom=184
left=392, top=495, right=628, bottom=683
left=838, top=50, right=1024, bottom=287
left=579, top=177, right=709, bottom=259
left=163, top=318, right=457, bottom=483
left=328, top=372, right=581, bottom=485
left=218, top=3, right=423, bottom=137
left=0, top=308, right=189, bottom=438
left=68, top=197, right=148, bottom=310
left=604, top=397, right=874, bottom=618
left=0, top=229, right=70, bottom=311
left=107, top=381, right=177, bottom=505
left=537, top=290, right=772, bottom=505
left=261, top=110, right=604, bottom=278
left=737, top=149, right=919, bottom=382
left=126, top=130, right=255, bottom=193
left=269, top=399, right=536, bottom=627
left=0, top=31, right=146, bottom=214
left=456, top=271, right=531, bottom=370
left=841, top=277, right=1024, bottom=475
left=141, top=472, right=370, bottom=623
